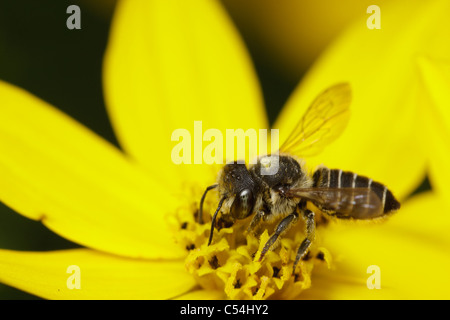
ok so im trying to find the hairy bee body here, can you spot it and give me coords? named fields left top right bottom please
left=249, top=155, right=311, bottom=219
left=216, top=155, right=399, bottom=225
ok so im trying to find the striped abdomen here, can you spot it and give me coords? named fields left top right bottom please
left=312, top=167, right=400, bottom=216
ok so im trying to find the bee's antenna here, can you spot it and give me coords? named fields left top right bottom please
left=208, top=196, right=226, bottom=246
left=198, top=184, right=218, bottom=224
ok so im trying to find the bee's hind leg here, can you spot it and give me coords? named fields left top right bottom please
left=292, top=208, right=316, bottom=274
left=258, top=211, right=298, bottom=262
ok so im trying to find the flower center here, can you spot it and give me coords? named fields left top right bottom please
left=173, top=189, right=332, bottom=300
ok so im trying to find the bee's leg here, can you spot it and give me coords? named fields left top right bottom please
left=258, top=211, right=298, bottom=262
left=247, top=210, right=264, bottom=234
left=292, top=209, right=316, bottom=274
left=247, top=205, right=270, bottom=234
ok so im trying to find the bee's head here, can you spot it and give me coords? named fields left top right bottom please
left=220, top=163, right=257, bottom=220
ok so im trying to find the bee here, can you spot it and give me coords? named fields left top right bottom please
left=198, top=83, right=400, bottom=273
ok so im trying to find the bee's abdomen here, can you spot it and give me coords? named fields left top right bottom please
left=312, top=167, right=400, bottom=214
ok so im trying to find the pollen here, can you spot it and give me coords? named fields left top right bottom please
left=173, top=190, right=332, bottom=300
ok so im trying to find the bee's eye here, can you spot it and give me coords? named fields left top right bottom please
left=231, top=188, right=254, bottom=220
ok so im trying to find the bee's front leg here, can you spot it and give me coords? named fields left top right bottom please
left=247, top=204, right=271, bottom=235
left=258, top=210, right=298, bottom=262
left=247, top=210, right=265, bottom=234
left=292, top=208, right=316, bottom=274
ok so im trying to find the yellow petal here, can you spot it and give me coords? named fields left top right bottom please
left=417, top=56, right=450, bottom=201
left=274, top=0, right=450, bottom=198
left=303, top=192, right=450, bottom=299
left=0, top=80, right=185, bottom=259
left=103, top=0, right=267, bottom=188
left=0, top=248, right=195, bottom=299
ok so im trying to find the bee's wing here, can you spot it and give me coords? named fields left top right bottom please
left=279, top=83, right=351, bottom=157
left=286, top=187, right=384, bottom=219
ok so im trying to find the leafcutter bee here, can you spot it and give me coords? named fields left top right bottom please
left=198, top=83, right=400, bottom=272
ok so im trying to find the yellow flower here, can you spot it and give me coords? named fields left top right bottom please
left=1, top=0, right=450, bottom=299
